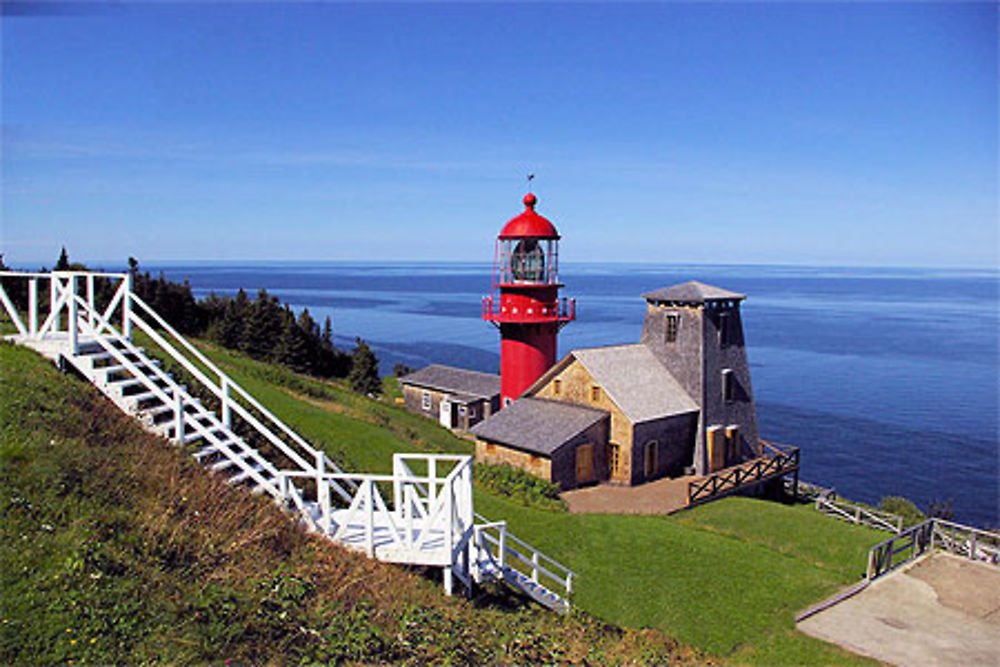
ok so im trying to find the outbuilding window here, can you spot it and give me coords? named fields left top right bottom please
left=553, top=378, right=562, bottom=395
left=590, top=386, right=601, bottom=403
left=421, top=391, right=431, bottom=411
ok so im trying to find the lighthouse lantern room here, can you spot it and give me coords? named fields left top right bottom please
left=483, top=193, right=575, bottom=406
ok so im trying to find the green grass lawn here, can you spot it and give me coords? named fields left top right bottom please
left=173, top=339, right=882, bottom=665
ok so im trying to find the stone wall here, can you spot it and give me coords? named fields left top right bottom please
left=531, top=358, right=633, bottom=483
left=474, top=415, right=608, bottom=491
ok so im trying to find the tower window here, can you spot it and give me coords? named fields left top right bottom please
left=590, top=385, right=601, bottom=402
left=722, top=369, right=734, bottom=402
left=553, top=378, right=562, bottom=395
left=719, top=312, right=731, bottom=347
left=665, top=314, right=679, bottom=343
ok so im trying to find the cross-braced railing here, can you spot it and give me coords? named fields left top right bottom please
left=1, top=269, right=577, bottom=608
left=0, top=269, right=355, bottom=502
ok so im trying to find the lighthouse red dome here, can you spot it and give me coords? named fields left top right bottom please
left=498, top=193, right=560, bottom=239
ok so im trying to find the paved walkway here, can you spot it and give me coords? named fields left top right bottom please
left=561, top=475, right=697, bottom=514
left=798, top=552, right=1000, bottom=666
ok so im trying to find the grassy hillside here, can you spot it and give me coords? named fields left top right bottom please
left=1, top=335, right=883, bottom=664
left=178, top=339, right=881, bottom=665
left=0, top=341, right=697, bottom=665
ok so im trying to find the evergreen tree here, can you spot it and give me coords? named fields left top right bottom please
left=275, top=306, right=313, bottom=374
left=55, top=247, right=70, bottom=270
left=241, top=289, right=283, bottom=360
left=348, top=338, right=381, bottom=396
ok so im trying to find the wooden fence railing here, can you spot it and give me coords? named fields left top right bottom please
left=688, top=440, right=800, bottom=506
left=817, top=497, right=903, bottom=533
left=866, top=518, right=1000, bottom=580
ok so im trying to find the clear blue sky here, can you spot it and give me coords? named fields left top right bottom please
left=2, top=1, right=997, bottom=268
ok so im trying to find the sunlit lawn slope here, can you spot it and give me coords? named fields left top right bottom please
left=193, top=339, right=882, bottom=665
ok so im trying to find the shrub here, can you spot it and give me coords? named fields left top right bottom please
left=474, top=463, right=567, bottom=512
left=878, top=496, right=927, bottom=527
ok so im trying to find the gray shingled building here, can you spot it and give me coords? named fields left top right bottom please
left=472, top=280, right=760, bottom=490
left=397, top=364, right=501, bottom=432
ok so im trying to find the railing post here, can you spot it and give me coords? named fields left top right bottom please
left=221, top=376, right=231, bottom=428
left=970, top=533, right=978, bottom=561
left=854, top=506, right=862, bottom=525
left=67, top=275, right=78, bottom=355
left=123, top=272, right=133, bottom=341
left=499, top=524, right=506, bottom=570
left=365, top=479, right=375, bottom=557
left=86, top=274, right=95, bottom=329
left=174, top=388, right=184, bottom=445
left=278, top=473, right=288, bottom=501
left=27, top=278, right=38, bottom=337
left=566, top=572, right=573, bottom=597
left=532, top=552, right=539, bottom=584
left=316, top=451, right=330, bottom=534
left=50, top=275, right=59, bottom=332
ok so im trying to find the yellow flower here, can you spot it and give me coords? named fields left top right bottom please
left=90, top=638, right=97, bottom=644
left=65, top=628, right=72, bottom=633
left=70, top=639, right=77, bottom=645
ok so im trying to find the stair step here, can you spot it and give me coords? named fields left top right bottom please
left=228, top=464, right=265, bottom=485
left=211, top=450, right=254, bottom=471
left=122, top=391, right=165, bottom=408
left=96, top=360, right=161, bottom=376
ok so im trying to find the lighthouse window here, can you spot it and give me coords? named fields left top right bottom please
left=511, top=239, right=546, bottom=282
left=719, top=312, right=731, bottom=347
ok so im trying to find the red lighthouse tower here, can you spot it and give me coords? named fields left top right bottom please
left=483, top=193, right=575, bottom=406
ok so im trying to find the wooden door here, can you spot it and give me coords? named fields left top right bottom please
left=575, top=444, right=594, bottom=483
left=644, top=440, right=658, bottom=479
left=607, top=442, right=622, bottom=480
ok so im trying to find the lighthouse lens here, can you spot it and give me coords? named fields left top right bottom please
left=511, top=239, right=546, bottom=282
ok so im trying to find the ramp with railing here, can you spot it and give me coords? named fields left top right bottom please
left=0, top=270, right=575, bottom=612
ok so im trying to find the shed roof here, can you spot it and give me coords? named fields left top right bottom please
left=642, top=280, right=745, bottom=304
left=470, top=398, right=608, bottom=456
left=572, top=344, right=699, bottom=423
left=398, top=364, right=500, bottom=400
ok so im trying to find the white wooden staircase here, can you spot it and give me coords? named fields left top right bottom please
left=0, top=270, right=575, bottom=612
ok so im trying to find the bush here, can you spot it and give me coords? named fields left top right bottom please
left=878, top=496, right=927, bottom=527
left=474, top=463, right=567, bottom=512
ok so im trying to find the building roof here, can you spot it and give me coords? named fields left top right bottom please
left=498, top=193, right=560, bottom=239
left=471, top=397, right=608, bottom=456
left=572, top=344, right=699, bottom=422
left=641, top=280, right=745, bottom=304
left=398, top=364, right=501, bottom=400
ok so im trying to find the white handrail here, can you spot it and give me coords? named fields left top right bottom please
left=72, top=294, right=282, bottom=496
left=128, top=292, right=355, bottom=500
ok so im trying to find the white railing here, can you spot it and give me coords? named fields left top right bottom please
left=0, top=270, right=353, bottom=503
left=2, top=270, right=578, bottom=608
left=473, top=511, right=575, bottom=603
left=277, top=454, right=475, bottom=559
left=932, top=519, right=1000, bottom=565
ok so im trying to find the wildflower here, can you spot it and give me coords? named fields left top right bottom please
left=90, top=638, right=96, bottom=644
left=65, top=628, right=72, bottom=633
left=70, top=639, right=76, bottom=645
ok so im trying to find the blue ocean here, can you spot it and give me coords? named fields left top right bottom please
left=151, top=261, right=999, bottom=528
